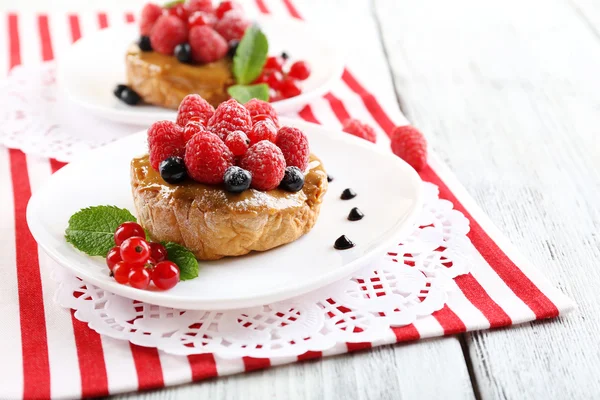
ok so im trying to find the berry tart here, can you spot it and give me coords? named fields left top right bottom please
left=118, top=0, right=313, bottom=108
left=130, top=95, right=328, bottom=260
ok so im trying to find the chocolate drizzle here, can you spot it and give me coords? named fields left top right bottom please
left=340, top=188, right=357, bottom=200
left=347, top=207, right=364, bottom=221
left=334, top=235, right=355, bottom=250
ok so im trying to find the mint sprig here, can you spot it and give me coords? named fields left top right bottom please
left=163, top=0, right=185, bottom=8
left=228, top=83, right=269, bottom=103
left=164, top=243, right=199, bottom=281
left=233, top=25, right=268, bottom=85
left=65, top=206, right=136, bottom=257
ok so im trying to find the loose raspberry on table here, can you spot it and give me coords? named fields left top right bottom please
left=244, top=99, right=279, bottom=127
left=150, top=15, right=188, bottom=55
left=207, top=98, right=252, bottom=140
left=176, top=94, right=215, bottom=127
left=185, top=132, right=235, bottom=184
left=187, top=0, right=214, bottom=13
left=240, top=141, right=286, bottom=191
left=248, top=119, right=277, bottom=145
left=140, top=3, right=163, bottom=35
left=390, top=125, right=428, bottom=171
left=224, top=130, right=250, bottom=156
left=183, top=120, right=207, bottom=142
left=148, top=120, right=185, bottom=170
left=275, top=126, right=309, bottom=171
left=214, top=11, right=250, bottom=41
left=189, top=25, right=228, bottom=64
left=342, top=118, right=377, bottom=143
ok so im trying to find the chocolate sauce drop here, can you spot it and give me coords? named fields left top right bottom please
left=334, top=235, right=355, bottom=250
left=327, top=174, right=334, bottom=183
left=340, top=188, right=357, bottom=200
left=347, top=207, right=364, bottom=221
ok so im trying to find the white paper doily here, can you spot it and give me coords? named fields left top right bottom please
left=53, top=182, right=471, bottom=358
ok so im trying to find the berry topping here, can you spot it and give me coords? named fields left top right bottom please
left=187, top=0, right=214, bottom=13
left=214, top=11, right=250, bottom=41
left=342, top=119, right=377, bottom=143
left=348, top=207, right=364, bottom=221
left=248, top=119, right=277, bottom=145
left=164, top=3, right=189, bottom=20
left=340, top=188, right=357, bottom=200
left=149, top=242, right=168, bottom=262
left=223, top=166, right=252, bottom=193
left=176, top=94, right=215, bottom=127
left=148, top=120, right=185, bottom=170
left=288, top=61, right=311, bottom=80
left=120, top=237, right=151, bottom=264
left=183, top=120, right=206, bottom=142
left=106, top=246, right=122, bottom=271
left=334, top=235, right=355, bottom=250
left=207, top=98, right=252, bottom=140
left=280, top=166, right=305, bottom=192
left=275, top=126, right=309, bottom=171
left=227, top=39, right=239, bottom=58
left=114, top=222, right=145, bottom=246
left=185, top=132, right=234, bottom=184
left=119, top=87, right=142, bottom=105
left=390, top=125, right=428, bottom=171
left=188, top=11, right=216, bottom=28
left=279, top=78, right=302, bottom=98
left=245, top=98, right=279, bottom=126
left=152, top=261, right=180, bottom=290
left=113, top=84, right=127, bottom=99
left=215, top=0, right=241, bottom=19
left=159, top=156, right=187, bottom=184
left=240, top=141, right=286, bottom=191
left=264, top=55, right=284, bottom=72
left=128, top=267, right=151, bottom=289
left=140, top=3, right=162, bottom=36
left=224, top=130, right=250, bottom=156
left=113, top=261, right=131, bottom=284
left=189, top=25, right=228, bottom=63
left=138, top=35, right=153, bottom=52
left=149, top=15, right=188, bottom=55
left=174, top=42, right=192, bottom=63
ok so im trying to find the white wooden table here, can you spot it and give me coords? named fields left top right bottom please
left=9, top=0, right=600, bottom=398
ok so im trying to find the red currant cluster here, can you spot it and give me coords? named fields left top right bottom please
left=254, top=56, right=311, bottom=101
left=106, top=222, right=180, bottom=290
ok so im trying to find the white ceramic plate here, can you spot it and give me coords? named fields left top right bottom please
left=56, top=16, right=345, bottom=126
left=27, top=118, right=423, bottom=310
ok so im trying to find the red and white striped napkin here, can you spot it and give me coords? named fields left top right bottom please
left=0, top=1, right=574, bottom=398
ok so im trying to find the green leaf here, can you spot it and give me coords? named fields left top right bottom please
left=164, top=242, right=199, bottom=281
left=233, top=25, right=268, bottom=85
left=163, top=0, right=184, bottom=8
left=65, top=206, right=136, bottom=257
left=227, top=83, right=269, bottom=103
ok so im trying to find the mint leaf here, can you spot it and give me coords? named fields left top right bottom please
left=228, top=83, right=269, bottom=103
left=65, top=206, right=136, bottom=257
left=163, top=0, right=184, bottom=8
left=233, top=25, right=268, bottom=85
left=165, top=242, right=199, bottom=281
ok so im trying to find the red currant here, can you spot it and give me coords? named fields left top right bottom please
left=152, top=261, right=180, bottom=290
left=106, top=246, right=122, bottom=271
left=280, top=78, right=302, bottom=98
left=113, top=261, right=131, bottom=284
left=128, top=267, right=151, bottom=290
left=164, top=3, right=189, bottom=20
left=150, top=242, right=168, bottom=262
left=215, top=1, right=239, bottom=19
left=266, top=70, right=284, bottom=90
left=114, top=222, right=145, bottom=246
left=288, top=61, right=311, bottom=80
left=264, top=56, right=284, bottom=72
left=188, top=11, right=214, bottom=28
left=253, top=71, right=269, bottom=84
left=120, top=237, right=151, bottom=264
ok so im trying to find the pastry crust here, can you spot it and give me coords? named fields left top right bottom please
left=130, top=155, right=328, bottom=260
left=125, top=44, right=234, bottom=109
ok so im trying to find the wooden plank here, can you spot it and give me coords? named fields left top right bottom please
left=374, top=0, right=600, bottom=398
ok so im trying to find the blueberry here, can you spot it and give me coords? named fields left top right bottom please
left=175, top=43, right=192, bottom=64
left=159, top=156, right=187, bottom=184
left=119, top=87, right=141, bottom=105
left=280, top=166, right=304, bottom=192
left=138, top=35, right=152, bottom=52
left=113, top=84, right=127, bottom=99
left=224, top=166, right=252, bottom=193
left=227, top=40, right=240, bottom=58
left=281, top=51, right=289, bottom=60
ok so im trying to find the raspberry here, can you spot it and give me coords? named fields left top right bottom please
left=188, top=11, right=216, bottom=28
left=224, top=131, right=250, bottom=156
left=148, top=121, right=185, bottom=170
left=176, top=94, right=215, bottom=127
left=140, top=3, right=162, bottom=35
left=207, top=98, right=252, bottom=140
left=215, top=1, right=242, bottom=19
left=214, top=11, right=250, bottom=41
left=248, top=119, right=277, bottom=145
left=275, top=127, right=309, bottom=171
left=187, top=0, right=213, bottom=13
left=390, top=125, right=428, bottom=171
left=150, top=15, right=187, bottom=55
left=245, top=99, right=279, bottom=127
left=183, top=120, right=207, bottom=142
left=185, top=132, right=234, bottom=184
left=342, top=119, right=377, bottom=143
left=240, top=141, right=286, bottom=191
left=189, top=25, right=228, bottom=63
